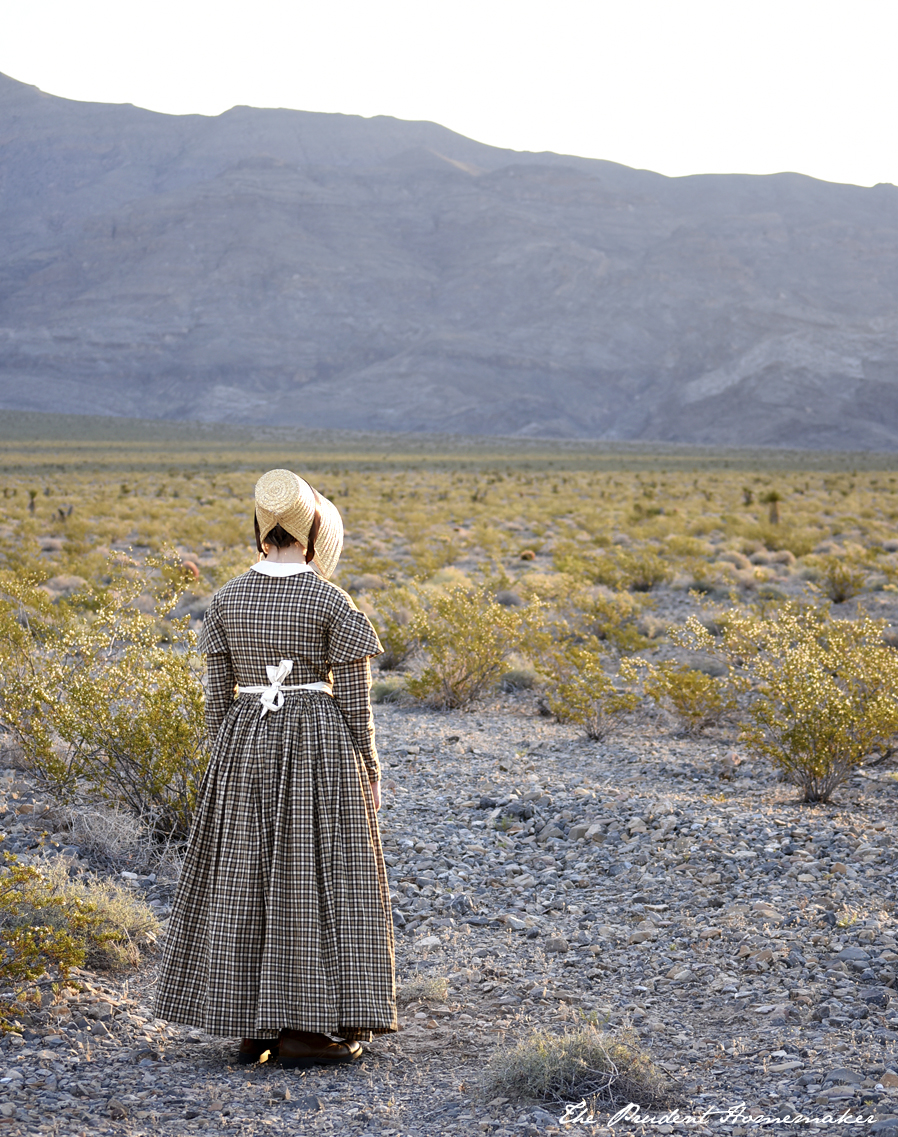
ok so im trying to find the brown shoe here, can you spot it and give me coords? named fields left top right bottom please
left=278, top=1029, right=362, bottom=1069
left=236, top=1037, right=278, bottom=1064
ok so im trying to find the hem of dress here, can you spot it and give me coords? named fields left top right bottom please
left=154, top=1011, right=398, bottom=1042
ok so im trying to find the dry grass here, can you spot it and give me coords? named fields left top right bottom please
left=485, top=1024, right=670, bottom=1109
left=397, top=972, right=450, bottom=1004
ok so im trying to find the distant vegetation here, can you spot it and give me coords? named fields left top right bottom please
left=2, top=415, right=898, bottom=816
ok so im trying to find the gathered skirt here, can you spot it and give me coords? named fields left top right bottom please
left=154, top=691, right=397, bottom=1041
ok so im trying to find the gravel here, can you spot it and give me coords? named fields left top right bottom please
left=1, top=699, right=897, bottom=1135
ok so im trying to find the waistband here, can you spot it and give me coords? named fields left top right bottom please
left=237, top=659, right=332, bottom=717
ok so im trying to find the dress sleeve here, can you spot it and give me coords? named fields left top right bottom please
left=332, top=658, right=380, bottom=781
left=197, top=595, right=235, bottom=742
left=327, top=607, right=383, bottom=666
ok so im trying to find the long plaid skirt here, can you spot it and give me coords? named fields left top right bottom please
left=154, top=691, right=397, bottom=1041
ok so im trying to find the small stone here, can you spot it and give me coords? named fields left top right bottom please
left=837, top=947, right=870, bottom=962
left=750, top=903, right=784, bottom=921
left=860, top=987, right=891, bottom=1009
left=831, top=862, right=849, bottom=874
left=299, top=1095, right=324, bottom=1111
left=107, top=1098, right=128, bottom=1119
left=0, top=1104, right=15, bottom=1118
left=417, top=936, right=442, bottom=950
left=269, top=1087, right=290, bottom=1101
left=544, top=936, right=569, bottom=954
left=699, top=927, right=722, bottom=939
left=879, top=1073, right=898, bottom=1088
left=628, top=930, right=655, bottom=944
left=823, top=1067, right=864, bottom=1085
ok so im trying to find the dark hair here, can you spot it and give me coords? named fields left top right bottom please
left=254, top=514, right=299, bottom=553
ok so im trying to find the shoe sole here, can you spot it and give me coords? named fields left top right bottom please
left=279, top=1048, right=362, bottom=1069
left=236, top=1047, right=278, bottom=1065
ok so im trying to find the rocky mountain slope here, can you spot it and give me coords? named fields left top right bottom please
left=1, top=71, right=897, bottom=447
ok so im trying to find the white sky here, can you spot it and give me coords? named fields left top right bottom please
left=1, top=0, right=896, bottom=188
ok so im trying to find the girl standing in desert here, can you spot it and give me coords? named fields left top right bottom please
left=155, top=469, right=397, bottom=1066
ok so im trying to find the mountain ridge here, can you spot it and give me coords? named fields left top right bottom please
left=1, top=71, right=897, bottom=448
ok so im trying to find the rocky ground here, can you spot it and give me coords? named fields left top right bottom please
left=0, top=697, right=897, bottom=1136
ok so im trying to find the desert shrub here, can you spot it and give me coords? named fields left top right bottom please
left=486, top=1024, right=665, bottom=1108
left=539, top=642, right=639, bottom=741
left=584, top=591, right=652, bottom=653
left=369, top=585, right=420, bottom=671
left=0, top=549, right=206, bottom=839
left=677, top=606, right=898, bottom=802
left=498, top=666, right=540, bottom=692
left=810, top=554, right=869, bottom=603
left=615, top=548, right=673, bottom=592
left=65, top=805, right=150, bottom=871
left=370, top=676, right=408, bottom=704
left=206, top=545, right=255, bottom=588
left=633, top=660, right=736, bottom=736
left=0, top=850, right=158, bottom=1029
left=405, top=585, right=539, bottom=709
left=554, top=546, right=670, bottom=592
left=398, top=972, right=449, bottom=1004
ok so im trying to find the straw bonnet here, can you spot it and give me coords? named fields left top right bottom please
left=254, top=469, right=343, bottom=579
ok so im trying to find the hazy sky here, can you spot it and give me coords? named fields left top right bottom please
left=2, top=0, right=895, bottom=188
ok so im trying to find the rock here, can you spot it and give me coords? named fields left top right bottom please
left=822, top=1067, right=864, bottom=1085
left=750, top=902, right=784, bottom=921
left=416, top=936, right=442, bottom=950
left=880, top=1073, right=898, bottom=1088
left=544, top=936, right=569, bottom=954
left=477, top=796, right=498, bottom=810
left=107, top=1098, right=129, bottom=1119
left=628, top=930, right=655, bottom=944
left=0, top=1104, right=15, bottom=1118
left=860, top=987, right=891, bottom=1009
left=870, top=1120, right=898, bottom=1137
left=299, top=1095, right=325, bottom=1111
left=503, top=915, right=528, bottom=931
left=568, top=823, right=590, bottom=840
left=449, top=893, right=477, bottom=915
left=836, top=947, right=870, bottom=962
left=495, top=591, right=523, bottom=607
left=831, top=862, right=849, bottom=874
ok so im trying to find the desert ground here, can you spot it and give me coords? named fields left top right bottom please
left=0, top=415, right=896, bottom=1136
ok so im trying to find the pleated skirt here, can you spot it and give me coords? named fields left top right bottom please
left=154, top=691, right=397, bottom=1041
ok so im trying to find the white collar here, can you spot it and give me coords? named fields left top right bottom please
left=250, top=561, right=319, bottom=577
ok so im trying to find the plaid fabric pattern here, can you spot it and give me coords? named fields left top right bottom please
left=154, top=569, right=397, bottom=1041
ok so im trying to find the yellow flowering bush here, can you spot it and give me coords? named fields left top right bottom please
left=405, top=584, right=540, bottom=709
left=809, top=554, right=869, bottom=604
left=555, top=545, right=671, bottom=592
left=0, top=549, right=206, bottom=839
left=676, top=605, right=898, bottom=802
left=633, top=660, right=736, bottom=736
left=0, top=849, right=158, bottom=1030
left=540, top=640, right=639, bottom=741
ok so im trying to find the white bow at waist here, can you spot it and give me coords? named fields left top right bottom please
left=239, top=659, right=333, bottom=716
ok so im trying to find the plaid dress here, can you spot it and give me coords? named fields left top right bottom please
left=154, top=562, right=397, bottom=1041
